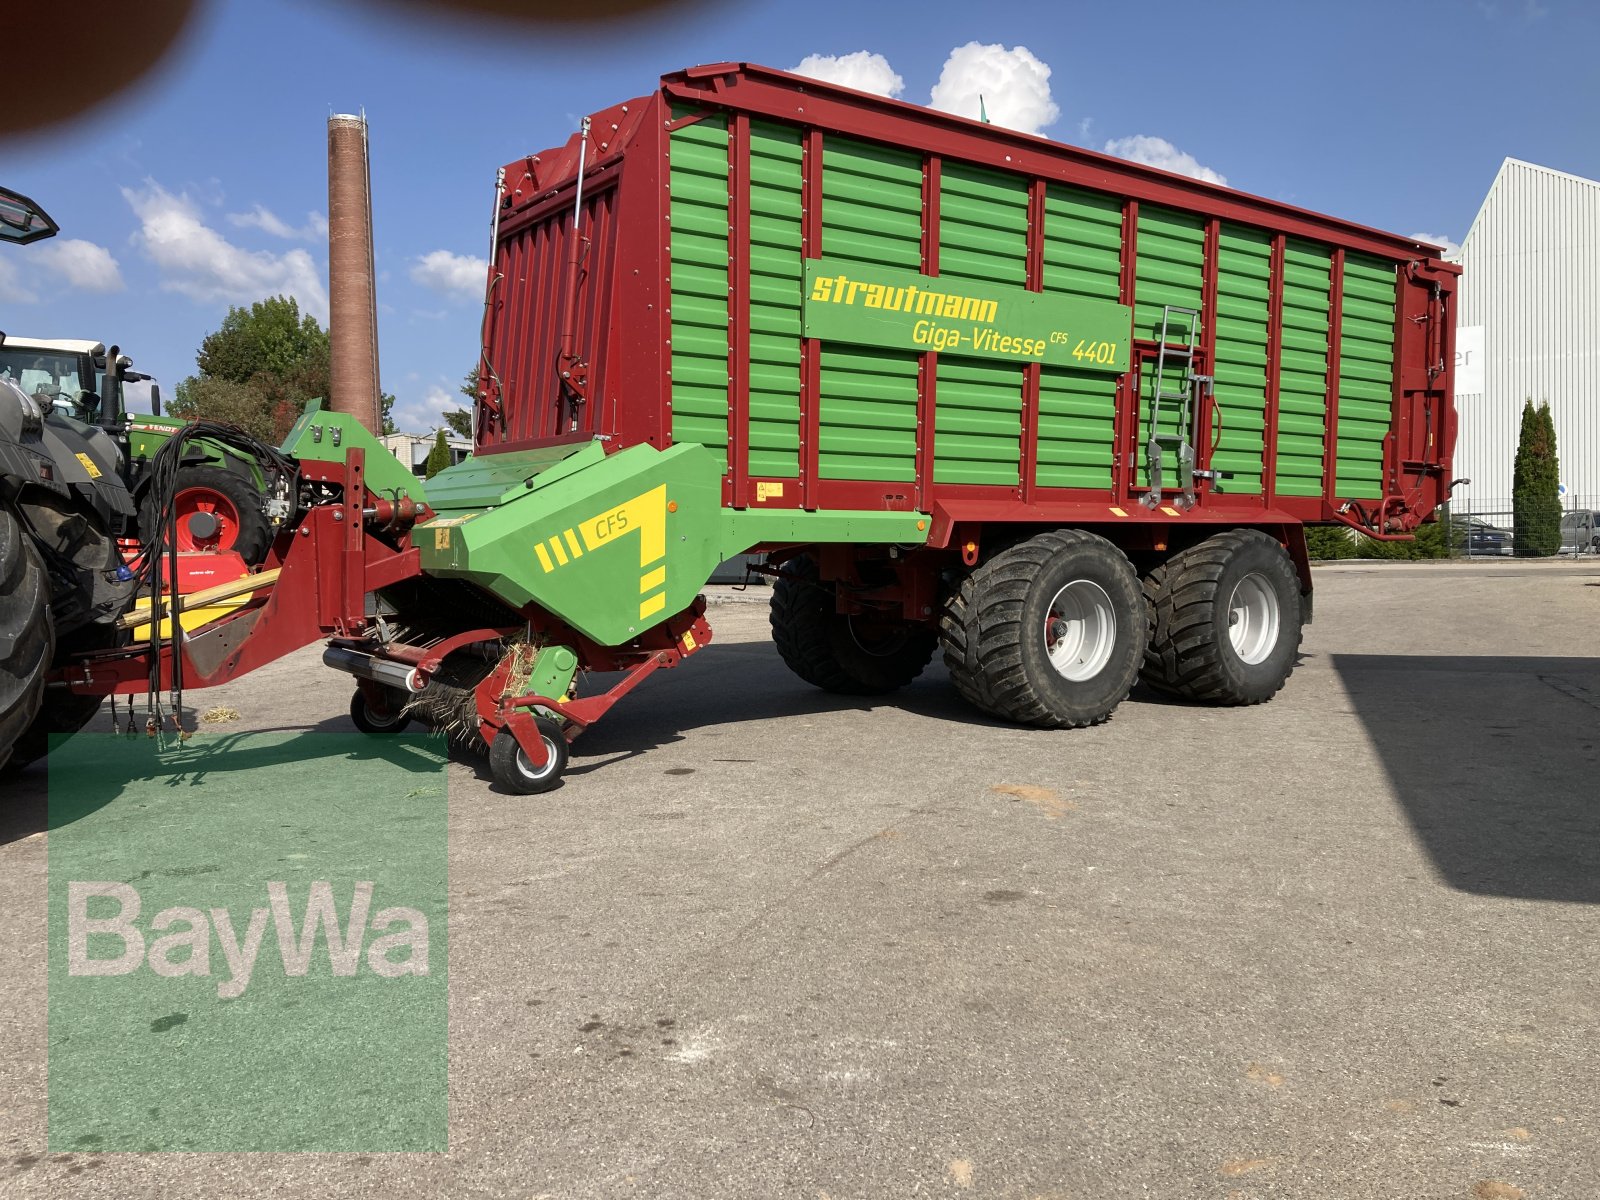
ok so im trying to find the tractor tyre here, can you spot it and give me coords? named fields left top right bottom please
left=143, top=465, right=271, bottom=565
left=1, top=508, right=54, bottom=774
left=5, top=691, right=105, bottom=774
left=1140, top=528, right=1304, bottom=705
left=5, top=623, right=123, bottom=773
left=940, top=529, right=1146, bottom=729
left=770, top=554, right=937, bottom=696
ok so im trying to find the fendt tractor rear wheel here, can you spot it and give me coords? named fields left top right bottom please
left=1, top=508, right=54, bottom=774
left=940, top=529, right=1146, bottom=729
left=1140, top=528, right=1304, bottom=705
left=7, top=689, right=105, bottom=774
left=4, top=624, right=123, bottom=773
left=489, top=719, right=569, bottom=795
left=143, top=466, right=271, bottom=565
left=770, top=554, right=937, bottom=695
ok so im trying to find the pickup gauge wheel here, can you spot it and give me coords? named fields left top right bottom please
left=349, top=687, right=413, bottom=734
left=489, top=718, right=568, bottom=795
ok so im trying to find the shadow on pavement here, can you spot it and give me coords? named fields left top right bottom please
left=0, top=730, right=443, bottom=846
left=570, top=640, right=992, bottom=763
left=1333, top=653, right=1600, bottom=903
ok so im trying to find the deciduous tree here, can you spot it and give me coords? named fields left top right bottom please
left=171, top=296, right=331, bottom=441
left=439, top=367, right=478, bottom=440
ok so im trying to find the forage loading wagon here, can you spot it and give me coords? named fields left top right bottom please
left=49, top=63, right=1459, bottom=793
left=438, top=62, right=1458, bottom=780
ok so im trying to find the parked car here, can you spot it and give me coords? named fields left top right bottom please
left=1560, top=509, right=1600, bottom=555
left=1456, top=516, right=1513, bottom=556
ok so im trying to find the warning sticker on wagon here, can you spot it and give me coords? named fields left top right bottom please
left=802, top=258, right=1132, bottom=373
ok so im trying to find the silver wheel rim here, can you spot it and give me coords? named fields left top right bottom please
left=1044, top=580, right=1117, bottom=682
left=516, top=736, right=560, bottom=781
left=1227, top=573, right=1280, bottom=666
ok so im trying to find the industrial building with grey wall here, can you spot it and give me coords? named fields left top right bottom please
left=1452, top=158, right=1600, bottom=518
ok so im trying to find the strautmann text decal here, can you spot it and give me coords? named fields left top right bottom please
left=802, top=259, right=1132, bottom=374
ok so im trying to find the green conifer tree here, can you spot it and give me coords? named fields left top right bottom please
left=424, top=428, right=452, bottom=479
left=1512, top=399, right=1561, bottom=556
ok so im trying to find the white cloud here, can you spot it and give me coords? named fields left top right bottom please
left=227, top=204, right=328, bottom=241
left=0, top=237, right=124, bottom=303
left=410, top=249, right=487, bottom=300
left=0, top=256, right=38, bottom=304
left=929, top=43, right=1059, bottom=135
left=1101, top=135, right=1228, bottom=186
left=791, top=51, right=905, bottom=98
left=391, top=383, right=460, bottom=434
left=123, top=181, right=328, bottom=319
left=1409, top=231, right=1461, bottom=258
left=33, top=239, right=125, bottom=293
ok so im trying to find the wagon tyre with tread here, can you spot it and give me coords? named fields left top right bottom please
left=939, top=529, right=1146, bottom=728
left=488, top=718, right=568, bottom=795
left=1140, top=528, right=1303, bottom=705
left=770, top=554, right=937, bottom=695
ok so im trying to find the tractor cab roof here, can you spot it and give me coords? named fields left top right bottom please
left=0, top=337, right=106, bottom=355
left=0, top=186, right=58, bottom=246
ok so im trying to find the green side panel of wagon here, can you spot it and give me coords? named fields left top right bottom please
left=668, top=108, right=731, bottom=475
left=1275, top=239, right=1333, bottom=497
left=746, top=121, right=804, bottom=480
left=816, top=136, right=923, bottom=483
left=1335, top=253, right=1396, bottom=499
left=1210, top=225, right=1271, bottom=495
left=934, top=163, right=1026, bottom=487
left=1036, top=186, right=1122, bottom=491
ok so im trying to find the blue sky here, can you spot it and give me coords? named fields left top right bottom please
left=3, top=0, right=1595, bottom=432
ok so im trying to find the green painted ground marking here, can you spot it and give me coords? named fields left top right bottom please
left=47, top=733, right=448, bottom=1152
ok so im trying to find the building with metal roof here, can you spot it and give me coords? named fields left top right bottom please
left=1452, top=158, right=1600, bottom=523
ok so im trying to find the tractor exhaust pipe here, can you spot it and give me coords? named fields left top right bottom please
left=322, top=645, right=424, bottom=694
left=327, top=112, right=382, bottom=435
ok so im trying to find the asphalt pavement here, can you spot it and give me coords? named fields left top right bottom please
left=2, top=558, right=1598, bottom=1199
